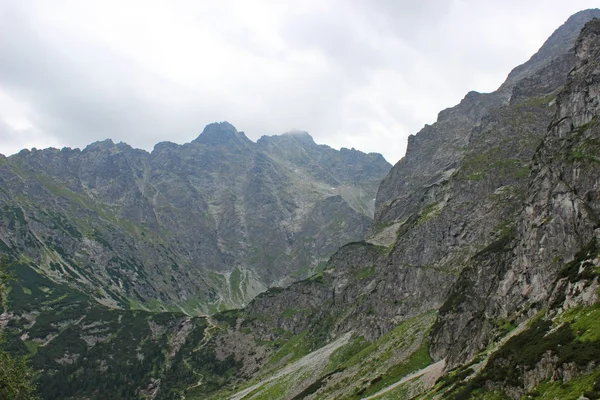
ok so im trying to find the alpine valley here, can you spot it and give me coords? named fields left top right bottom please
left=2, top=8, right=600, bottom=400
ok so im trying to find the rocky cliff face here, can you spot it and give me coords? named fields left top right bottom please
left=0, top=124, right=390, bottom=313
left=374, top=9, right=600, bottom=227
left=3, top=9, right=600, bottom=400
left=193, top=10, right=600, bottom=399
left=431, top=14, right=600, bottom=373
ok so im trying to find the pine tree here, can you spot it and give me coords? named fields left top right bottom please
left=0, top=257, right=38, bottom=400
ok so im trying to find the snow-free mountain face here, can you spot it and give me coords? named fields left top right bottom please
left=0, top=123, right=390, bottom=314
left=2, top=9, right=600, bottom=400
left=203, top=10, right=600, bottom=399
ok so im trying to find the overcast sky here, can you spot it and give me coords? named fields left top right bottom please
left=0, top=1, right=598, bottom=164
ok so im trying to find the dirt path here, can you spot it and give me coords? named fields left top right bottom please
left=194, top=316, right=217, bottom=353
left=361, top=359, right=446, bottom=400
left=365, top=320, right=532, bottom=399
left=229, top=331, right=353, bottom=400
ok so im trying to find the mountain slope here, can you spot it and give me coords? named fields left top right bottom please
left=3, top=9, right=600, bottom=400
left=186, top=10, right=600, bottom=400
left=0, top=124, right=390, bottom=314
left=374, top=9, right=600, bottom=226
left=425, top=17, right=600, bottom=398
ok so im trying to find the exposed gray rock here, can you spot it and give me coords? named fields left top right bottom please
left=431, top=16, right=600, bottom=368
left=0, top=122, right=390, bottom=313
left=4, top=9, right=600, bottom=400
left=208, top=10, right=600, bottom=399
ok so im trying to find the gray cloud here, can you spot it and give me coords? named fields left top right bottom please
left=0, top=1, right=598, bottom=163
left=0, top=4, right=211, bottom=147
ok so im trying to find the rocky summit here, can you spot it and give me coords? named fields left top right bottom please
left=2, top=8, right=600, bottom=400
left=0, top=123, right=390, bottom=314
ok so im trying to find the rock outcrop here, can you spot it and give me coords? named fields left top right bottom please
left=431, top=15, right=600, bottom=368
left=204, top=10, right=600, bottom=399
left=0, top=123, right=390, bottom=313
left=3, top=9, right=600, bottom=400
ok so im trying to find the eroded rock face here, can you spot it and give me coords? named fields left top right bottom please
left=4, top=10, right=600, bottom=400
left=431, top=17, right=600, bottom=368
left=375, top=10, right=600, bottom=228
left=226, top=9, right=600, bottom=380
left=0, top=122, right=390, bottom=312
left=374, top=89, right=504, bottom=225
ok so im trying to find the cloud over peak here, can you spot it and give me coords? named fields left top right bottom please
left=1, top=1, right=598, bottom=163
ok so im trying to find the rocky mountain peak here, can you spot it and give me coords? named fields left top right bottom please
left=151, top=140, right=180, bottom=154
left=555, top=17, right=600, bottom=134
left=4, top=9, right=600, bottom=400
left=500, top=8, right=600, bottom=93
left=0, top=118, right=390, bottom=316
left=375, top=10, right=600, bottom=226
left=574, top=16, right=600, bottom=68
left=82, top=139, right=116, bottom=152
left=258, top=130, right=316, bottom=147
left=281, top=130, right=315, bottom=142
left=429, top=14, right=600, bottom=373
left=193, top=121, right=252, bottom=146
left=79, top=139, right=137, bottom=156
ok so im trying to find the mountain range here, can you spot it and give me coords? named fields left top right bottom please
left=1, top=8, right=600, bottom=400
left=0, top=124, right=390, bottom=314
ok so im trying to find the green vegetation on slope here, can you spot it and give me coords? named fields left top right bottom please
left=0, top=259, right=38, bottom=400
left=0, top=261, right=241, bottom=400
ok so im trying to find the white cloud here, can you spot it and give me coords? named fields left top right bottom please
left=0, top=0, right=598, bottom=162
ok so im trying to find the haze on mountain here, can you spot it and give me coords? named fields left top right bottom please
left=0, top=121, right=391, bottom=314
left=1, top=0, right=599, bottom=163
left=2, top=4, right=600, bottom=400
